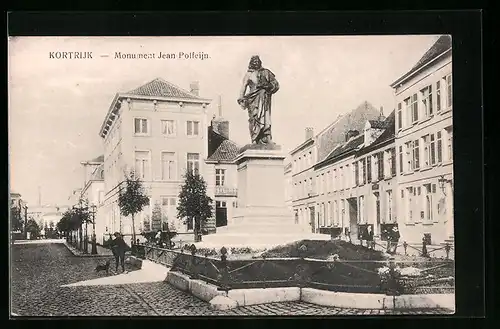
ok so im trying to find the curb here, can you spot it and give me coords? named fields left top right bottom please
left=165, top=271, right=455, bottom=311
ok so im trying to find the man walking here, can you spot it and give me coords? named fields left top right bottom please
left=110, top=232, right=129, bottom=274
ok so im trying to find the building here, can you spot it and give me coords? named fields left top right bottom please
left=205, top=111, right=240, bottom=231
left=390, top=35, right=453, bottom=245
left=80, top=155, right=106, bottom=243
left=98, top=78, right=212, bottom=242
left=27, top=204, right=71, bottom=235
left=352, top=111, right=397, bottom=240
left=313, top=129, right=364, bottom=239
left=290, top=101, right=383, bottom=233
left=284, top=160, right=293, bottom=214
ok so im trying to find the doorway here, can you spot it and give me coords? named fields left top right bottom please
left=309, top=206, right=315, bottom=233
left=216, top=201, right=228, bottom=227
left=347, top=198, right=358, bottom=242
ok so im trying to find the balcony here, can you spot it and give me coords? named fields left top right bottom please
left=215, top=186, right=238, bottom=197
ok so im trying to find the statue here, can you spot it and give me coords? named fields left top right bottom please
left=238, top=55, right=280, bottom=145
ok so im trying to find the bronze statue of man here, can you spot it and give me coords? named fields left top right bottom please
left=238, top=55, right=280, bottom=145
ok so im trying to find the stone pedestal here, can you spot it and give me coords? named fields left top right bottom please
left=199, top=144, right=330, bottom=249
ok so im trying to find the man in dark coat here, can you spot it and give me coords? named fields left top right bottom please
left=110, top=232, right=130, bottom=274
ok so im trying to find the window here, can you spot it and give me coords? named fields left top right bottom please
left=367, top=157, right=372, bottom=183
left=215, top=168, right=226, bottom=186
left=98, top=190, right=105, bottom=205
left=134, top=151, right=150, bottom=180
left=377, top=153, right=384, bottom=180
left=421, top=85, right=433, bottom=117
left=405, top=94, right=419, bottom=125
left=397, top=102, right=403, bottom=129
left=216, top=201, right=227, bottom=208
left=405, top=142, right=413, bottom=172
left=422, top=135, right=430, bottom=167
left=161, top=152, right=176, bottom=180
left=309, top=177, right=313, bottom=194
left=446, top=127, right=453, bottom=161
left=358, top=196, right=365, bottom=224
left=134, top=118, right=149, bottom=135
left=333, top=169, right=337, bottom=191
left=446, top=75, right=453, bottom=108
left=413, top=139, right=420, bottom=169
left=161, top=120, right=176, bottom=136
left=436, top=80, right=442, bottom=112
left=425, top=184, right=433, bottom=221
left=437, top=131, right=443, bottom=163
left=362, top=159, right=367, bottom=184
left=411, top=93, right=419, bottom=122
left=406, top=187, right=413, bottom=223
left=161, top=197, right=177, bottom=228
left=399, top=146, right=404, bottom=174
left=430, top=134, right=436, bottom=165
left=387, top=190, right=393, bottom=223
left=354, top=163, right=359, bottom=186
left=187, top=153, right=200, bottom=174
left=391, top=148, right=396, bottom=176
left=339, top=167, right=344, bottom=189
left=186, top=121, right=200, bottom=136
left=334, top=201, right=338, bottom=226
left=345, top=165, right=350, bottom=188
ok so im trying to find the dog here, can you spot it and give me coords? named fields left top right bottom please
left=95, top=260, right=111, bottom=275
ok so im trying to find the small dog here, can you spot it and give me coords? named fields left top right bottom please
left=95, top=260, right=111, bottom=275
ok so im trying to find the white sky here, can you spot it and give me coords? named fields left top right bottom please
left=8, top=35, right=439, bottom=206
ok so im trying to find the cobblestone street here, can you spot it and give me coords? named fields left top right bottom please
left=11, top=243, right=452, bottom=316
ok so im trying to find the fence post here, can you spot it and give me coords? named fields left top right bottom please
left=219, top=246, right=230, bottom=292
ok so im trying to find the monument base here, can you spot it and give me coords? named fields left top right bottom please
left=198, top=146, right=330, bottom=250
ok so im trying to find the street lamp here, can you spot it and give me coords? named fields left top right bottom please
left=90, top=204, right=97, bottom=255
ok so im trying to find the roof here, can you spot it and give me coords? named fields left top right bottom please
left=357, top=110, right=396, bottom=156
left=391, top=35, right=452, bottom=87
left=207, top=140, right=240, bottom=162
left=207, top=128, right=240, bottom=163
left=368, top=120, right=389, bottom=130
left=317, top=134, right=365, bottom=168
left=86, top=155, right=104, bottom=163
left=126, top=78, right=204, bottom=101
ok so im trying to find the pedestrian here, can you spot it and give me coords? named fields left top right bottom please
left=366, top=224, right=375, bottom=250
left=155, top=229, right=162, bottom=247
left=110, top=232, right=129, bottom=274
left=390, top=226, right=400, bottom=254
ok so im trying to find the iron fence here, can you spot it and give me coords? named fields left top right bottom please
left=132, top=243, right=455, bottom=295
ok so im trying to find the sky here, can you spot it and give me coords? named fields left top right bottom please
left=8, top=35, right=440, bottom=206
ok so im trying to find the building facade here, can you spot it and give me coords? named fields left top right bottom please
left=290, top=101, right=384, bottom=234
left=80, top=155, right=106, bottom=243
left=205, top=113, right=240, bottom=232
left=391, top=35, right=453, bottom=245
left=98, top=78, right=212, bottom=242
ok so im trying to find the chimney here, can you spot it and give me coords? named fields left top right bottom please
left=305, top=127, right=314, bottom=141
left=189, top=81, right=199, bottom=96
left=379, top=106, right=385, bottom=120
left=345, top=129, right=359, bottom=142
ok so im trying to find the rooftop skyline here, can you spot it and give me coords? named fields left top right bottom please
left=8, top=35, right=440, bottom=205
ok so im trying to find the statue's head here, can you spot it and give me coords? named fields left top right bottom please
left=248, top=55, right=262, bottom=70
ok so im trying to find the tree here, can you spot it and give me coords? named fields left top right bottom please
left=151, top=203, right=163, bottom=232
left=25, top=218, right=41, bottom=240
left=10, top=206, right=23, bottom=232
left=118, top=171, right=150, bottom=242
left=177, top=170, right=213, bottom=242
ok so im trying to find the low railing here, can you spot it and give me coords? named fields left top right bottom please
left=131, top=243, right=455, bottom=295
